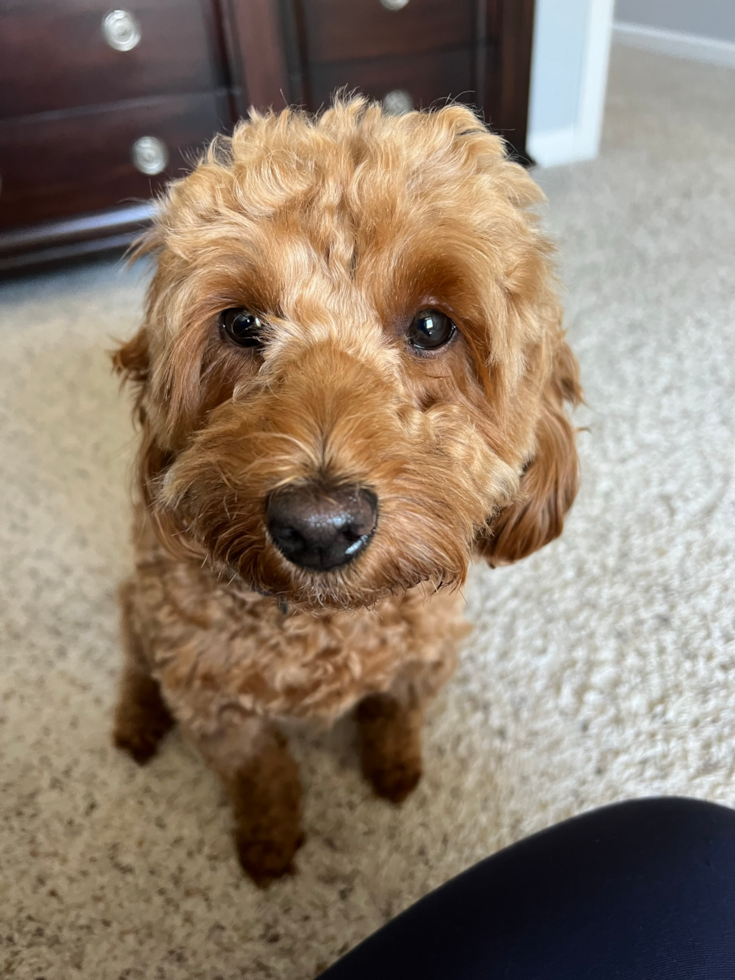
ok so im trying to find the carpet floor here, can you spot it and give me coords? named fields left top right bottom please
left=1, top=43, right=734, bottom=980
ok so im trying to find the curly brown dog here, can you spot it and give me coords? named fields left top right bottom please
left=112, top=98, right=581, bottom=887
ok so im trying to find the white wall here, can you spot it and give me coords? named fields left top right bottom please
left=615, top=0, right=735, bottom=44
left=528, top=0, right=615, bottom=168
left=614, top=0, right=735, bottom=68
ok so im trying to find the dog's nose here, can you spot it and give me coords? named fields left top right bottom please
left=266, top=484, right=378, bottom=572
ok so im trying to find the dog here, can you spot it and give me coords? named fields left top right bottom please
left=112, top=98, right=581, bottom=887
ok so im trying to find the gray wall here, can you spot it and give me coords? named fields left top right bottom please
left=615, top=0, right=735, bottom=43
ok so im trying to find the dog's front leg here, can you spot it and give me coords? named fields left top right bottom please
left=189, top=716, right=304, bottom=887
left=113, top=581, right=175, bottom=764
left=356, top=687, right=425, bottom=804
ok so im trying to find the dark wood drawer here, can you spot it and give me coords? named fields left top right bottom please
left=309, top=46, right=476, bottom=113
left=0, top=0, right=534, bottom=274
left=298, top=0, right=476, bottom=63
left=0, top=0, right=221, bottom=119
left=0, top=92, right=226, bottom=228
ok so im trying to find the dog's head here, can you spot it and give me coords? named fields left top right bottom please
left=115, top=99, right=581, bottom=609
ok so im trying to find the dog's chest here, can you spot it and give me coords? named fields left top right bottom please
left=132, top=554, right=466, bottom=727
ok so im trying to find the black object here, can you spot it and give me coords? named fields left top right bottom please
left=319, top=796, right=735, bottom=979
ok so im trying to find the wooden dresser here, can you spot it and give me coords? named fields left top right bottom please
left=0, top=0, right=535, bottom=273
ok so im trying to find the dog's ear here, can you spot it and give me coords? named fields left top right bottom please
left=479, top=341, right=581, bottom=566
left=113, top=327, right=181, bottom=537
left=112, top=327, right=150, bottom=424
left=112, top=327, right=149, bottom=386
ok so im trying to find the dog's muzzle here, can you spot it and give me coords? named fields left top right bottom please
left=266, top=483, right=378, bottom=572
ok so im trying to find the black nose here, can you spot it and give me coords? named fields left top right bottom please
left=266, top=484, right=378, bottom=572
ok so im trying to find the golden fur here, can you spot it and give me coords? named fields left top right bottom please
left=112, top=98, right=581, bottom=886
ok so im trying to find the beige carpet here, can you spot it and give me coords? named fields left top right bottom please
left=1, top=44, right=734, bottom=979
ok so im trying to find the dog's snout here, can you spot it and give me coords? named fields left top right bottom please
left=266, top=485, right=378, bottom=572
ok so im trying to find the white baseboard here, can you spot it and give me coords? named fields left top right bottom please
left=614, top=21, right=735, bottom=69
left=528, top=125, right=598, bottom=169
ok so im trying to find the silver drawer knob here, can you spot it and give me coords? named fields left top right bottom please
left=382, top=89, right=413, bottom=115
left=131, top=136, right=168, bottom=176
left=380, top=0, right=410, bottom=9
left=102, top=9, right=141, bottom=52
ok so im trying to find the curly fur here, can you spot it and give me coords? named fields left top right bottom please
left=112, top=98, right=581, bottom=886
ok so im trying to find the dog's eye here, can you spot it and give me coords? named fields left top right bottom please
left=407, top=309, right=456, bottom=351
left=220, top=308, right=265, bottom=348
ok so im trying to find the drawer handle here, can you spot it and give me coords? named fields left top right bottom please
left=382, top=90, right=414, bottom=115
left=102, top=9, right=142, bottom=51
left=131, top=136, right=168, bottom=176
left=380, top=0, right=410, bottom=9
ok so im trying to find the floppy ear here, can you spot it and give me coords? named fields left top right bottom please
left=112, top=327, right=149, bottom=378
left=113, top=328, right=181, bottom=545
left=480, top=341, right=582, bottom=567
left=112, top=327, right=150, bottom=417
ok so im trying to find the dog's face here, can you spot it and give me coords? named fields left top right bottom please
left=116, top=100, right=581, bottom=609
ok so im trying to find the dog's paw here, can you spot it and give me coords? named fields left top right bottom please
left=364, top=758, right=422, bottom=804
left=113, top=724, right=166, bottom=765
left=113, top=708, right=174, bottom=765
left=113, top=676, right=175, bottom=765
left=235, top=829, right=305, bottom=888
